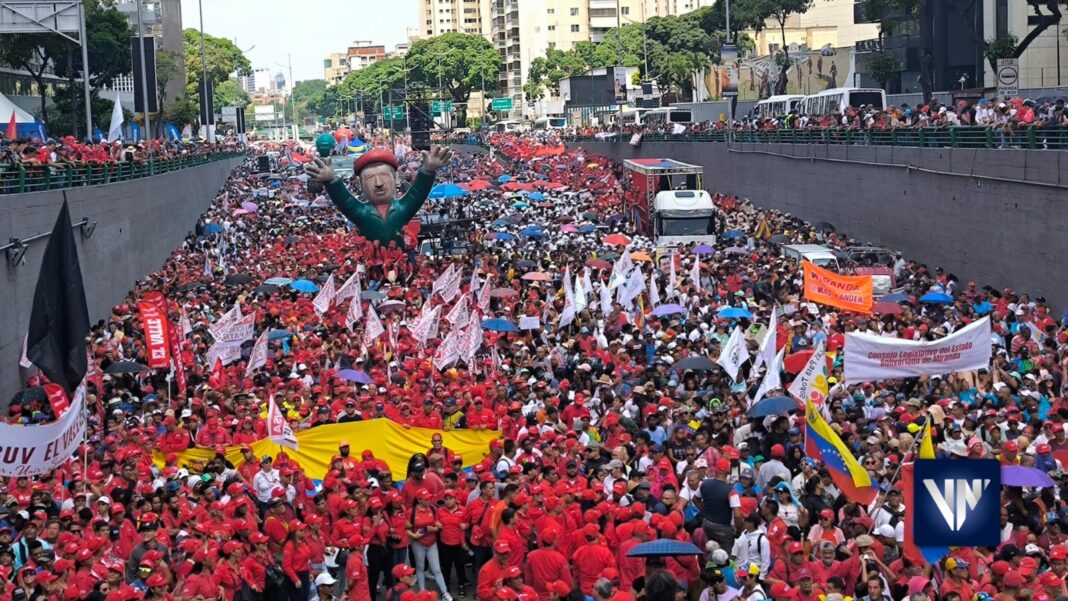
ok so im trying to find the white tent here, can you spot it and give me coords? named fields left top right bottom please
left=0, top=93, right=37, bottom=124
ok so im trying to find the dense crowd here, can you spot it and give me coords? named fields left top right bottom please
left=0, top=137, right=242, bottom=168
left=6, top=130, right=1068, bottom=601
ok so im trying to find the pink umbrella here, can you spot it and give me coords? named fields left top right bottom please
left=232, top=209, right=250, bottom=216
left=560, top=224, right=578, bottom=233
left=241, top=202, right=258, bottom=212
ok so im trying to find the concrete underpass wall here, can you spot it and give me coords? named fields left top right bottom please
left=0, top=157, right=245, bottom=400
left=569, top=140, right=1068, bottom=311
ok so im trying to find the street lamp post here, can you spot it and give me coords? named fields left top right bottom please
left=134, top=0, right=152, bottom=155
left=198, top=0, right=212, bottom=143
left=276, top=54, right=297, bottom=141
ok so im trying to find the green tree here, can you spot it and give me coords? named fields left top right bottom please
left=404, top=33, right=500, bottom=126
left=154, top=48, right=183, bottom=128
left=0, top=35, right=69, bottom=128
left=526, top=48, right=587, bottom=100
left=214, top=79, right=249, bottom=110
left=183, top=28, right=252, bottom=94
left=338, top=57, right=408, bottom=104
left=746, top=0, right=814, bottom=94
left=866, top=51, right=903, bottom=89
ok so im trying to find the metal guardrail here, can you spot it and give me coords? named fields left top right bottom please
left=568, top=126, right=1068, bottom=150
left=0, top=152, right=246, bottom=195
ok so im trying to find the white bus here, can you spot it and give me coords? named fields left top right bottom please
left=799, top=87, right=886, bottom=117
left=494, top=120, right=525, bottom=134
left=533, top=117, right=567, bottom=130
left=753, top=95, right=804, bottom=119
left=642, top=108, right=694, bottom=127
left=619, top=108, right=653, bottom=126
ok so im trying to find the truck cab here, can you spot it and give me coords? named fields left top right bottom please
left=653, top=190, right=717, bottom=247
left=781, top=244, right=840, bottom=271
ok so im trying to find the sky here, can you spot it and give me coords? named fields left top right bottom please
left=178, top=0, right=418, bottom=84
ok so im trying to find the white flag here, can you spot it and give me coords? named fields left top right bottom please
left=440, top=267, right=462, bottom=303
left=789, top=342, right=830, bottom=403
left=312, top=274, right=337, bottom=315
left=433, top=328, right=462, bottom=370
left=477, top=276, right=493, bottom=312
left=203, top=255, right=211, bottom=277
left=609, top=253, right=634, bottom=290
left=574, top=272, right=588, bottom=312
left=599, top=283, right=613, bottom=315
left=19, top=336, right=32, bottom=368
left=206, top=340, right=244, bottom=367
left=345, top=295, right=363, bottom=331
left=245, top=329, right=270, bottom=377
left=648, top=270, right=661, bottom=307
left=336, top=270, right=362, bottom=302
left=582, top=268, right=594, bottom=295
left=559, top=302, right=576, bottom=328
left=409, top=304, right=441, bottom=346
left=107, top=95, right=124, bottom=143
left=460, top=317, right=484, bottom=362
left=363, top=305, right=385, bottom=346
left=179, top=311, right=193, bottom=339
left=716, top=326, right=749, bottom=382
left=753, top=307, right=779, bottom=373
left=432, top=263, right=456, bottom=296
left=213, top=312, right=256, bottom=343
left=620, top=268, right=645, bottom=307
left=446, top=295, right=470, bottom=328
left=563, top=266, right=576, bottom=307
left=266, top=395, right=298, bottom=450
left=751, top=347, right=785, bottom=407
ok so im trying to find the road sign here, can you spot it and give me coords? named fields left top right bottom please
left=491, top=98, right=514, bottom=111
left=996, top=58, right=1019, bottom=99
left=384, top=105, right=405, bottom=120
left=431, top=100, right=454, bottom=113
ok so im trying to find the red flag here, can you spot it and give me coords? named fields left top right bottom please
left=42, top=383, right=71, bottom=418
left=6, top=111, right=16, bottom=140
left=209, top=358, right=228, bottom=389
left=137, top=301, right=172, bottom=369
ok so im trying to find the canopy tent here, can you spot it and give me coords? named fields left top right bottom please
left=0, top=93, right=44, bottom=139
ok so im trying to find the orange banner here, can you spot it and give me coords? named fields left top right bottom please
left=803, top=262, right=873, bottom=313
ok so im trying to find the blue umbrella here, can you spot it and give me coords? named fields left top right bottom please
left=578, top=225, right=596, bottom=233
left=512, top=201, right=529, bottom=209
left=881, top=293, right=911, bottom=303
left=717, top=306, right=753, bottom=319
left=747, top=396, right=801, bottom=418
left=482, top=318, right=519, bottom=332
left=920, top=292, right=953, bottom=305
left=651, top=304, right=687, bottom=317
left=429, top=183, right=469, bottom=199
left=497, top=175, right=512, bottom=183
left=693, top=244, right=714, bottom=254
left=491, top=232, right=515, bottom=241
left=337, top=369, right=374, bottom=385
left=491, top=219, right=510, bottom=228
left=723, top=230, right=745, bottom=239
left=267, top=329, right=293, bottom=340
left=626, top=539, right=703, bottom=558
left=1002, top=465, right=1055, bottom=487
left=528, top=192, right=546, bottom=201
left=265, top=277, right=294, bottom=285
left=520, top=226, right=545, bottom=238
left=203, top=223, right=223, bottom=235
left=289, top=279, right=319, bottom=293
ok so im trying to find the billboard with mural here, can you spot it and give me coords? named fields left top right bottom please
left=705, top=45, right=856, bottom=101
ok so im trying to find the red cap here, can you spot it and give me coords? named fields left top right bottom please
left=819, top=508, right=834, bottom=520
left=354, top=150, right=400, bottom=176
left=493, top=540, right=512, bottom=554
left=584, top=523, right=600, bottom=538
left=1040, top=572, right=1063, bottom=588
left=392, top=564, right=416, bottom=578
left=1004, top=571, right=1025, bottom=588
left=1050, top=547, right=1067, bottom=561
left=787, top=541, right=804, bottom=554
left=504, top=566, right=522, bottom=579
left=771, top=444, right=786, bottom=458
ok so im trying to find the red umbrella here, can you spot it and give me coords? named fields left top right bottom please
left=784, top=350, right=834, bottom=374
left=466, top=180, right=492, bottom=191
left=490, top=288, right=518, bottom=298
left=603, top=234, right=630, bottom=247
left=541, top=181, right=565, bottom=189
left=872, top=301, right=903, bottom=315
left=586, top=259, right=612, bottom=269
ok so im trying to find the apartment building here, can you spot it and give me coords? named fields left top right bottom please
left=324, top=53, right=351, bottom=87
left=421, top=0, right=494, bottom=37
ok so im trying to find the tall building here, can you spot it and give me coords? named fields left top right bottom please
left=239, top=72, right=258, bottom=94
left=103, top=0, right=184, bottom=109
left=421, top=0, right=493, bottom=37
left=348, top=41, right=387, bottom=71
left=274, top=71, right=286, bottom=94
left=324, top=53, right=351, bottom=86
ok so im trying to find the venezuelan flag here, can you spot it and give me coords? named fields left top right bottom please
left=900, top=422, right=950, bottom=565
left=804, top=400, right=878, bottom=504
left=919, top=421, right=936, bottom=459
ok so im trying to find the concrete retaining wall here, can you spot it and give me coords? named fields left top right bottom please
left=0, top=157, right=244, bottom=400
left=569, top=140, right=1068, bottom=311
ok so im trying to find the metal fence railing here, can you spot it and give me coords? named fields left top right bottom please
left=567, top=126, right=1068, bottom=150
left=0, top=152, right=246, bottom=195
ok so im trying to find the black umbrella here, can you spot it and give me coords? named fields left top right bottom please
left=175, top=282, right=203, bottom=292
left=10, top=387, right=47, bottom=405
left=503, top=214, right=524, bottom=225
left=813, top=221, right=836, bottom=233
left=284, top=235, right=300, bottom=247
left=104, top=360, right=149, bottom=374
left=517, top=259, right=537, bottom=269
left=320, top=263, right=341, bottom=272
left=768, top=234, right=790, bottom=244
left=253, top=284, right=280, bottom=294
left=224, top=274, right=253, bottom=286
left=673, top=356, right=717, bottom=371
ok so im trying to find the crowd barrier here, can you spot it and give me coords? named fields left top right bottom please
left=568, top=126, right=1068, bottom=150
left=0, top=151, right=246, bottom=194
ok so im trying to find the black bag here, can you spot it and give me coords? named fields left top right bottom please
left=266, top=564, right=286, bottom=588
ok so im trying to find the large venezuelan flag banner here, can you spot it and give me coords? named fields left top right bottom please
left=154, top=419, right=500, bottom=480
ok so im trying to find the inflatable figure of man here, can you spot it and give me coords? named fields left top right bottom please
left=304, top=143, right=453, bottom=246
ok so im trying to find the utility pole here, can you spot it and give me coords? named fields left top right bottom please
left=276, top=54, right=297, bottom=141
left=78, top=0, right=92, bottom=140
left=198, top=0, right=212, bottom=142
left=134, top=0, right=152, bottom=157
left=725, top=0, right=734, bottom=132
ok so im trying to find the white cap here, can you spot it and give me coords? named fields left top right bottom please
left=314, top=572, right=337, bottom=587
